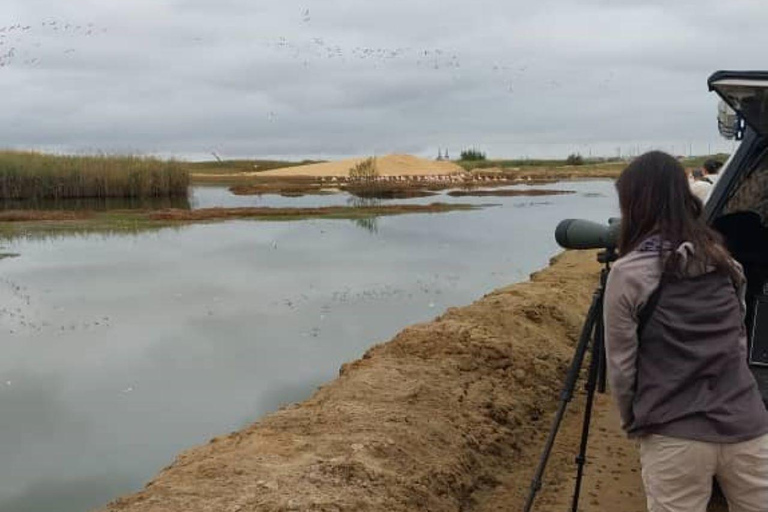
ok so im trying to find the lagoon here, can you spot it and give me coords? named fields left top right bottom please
left=0, top=180, right=617, bottom=512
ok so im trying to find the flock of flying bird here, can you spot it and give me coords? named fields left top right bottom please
left=0, top=9, right=543, bottom=96
left=0, top=19, right=106, bottom=68
left=0, top=7, right=617, bottom=120
left=265, top=35, right=464, bottom=72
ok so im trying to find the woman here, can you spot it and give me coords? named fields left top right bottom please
left=604, top=151, right=768, bottom=512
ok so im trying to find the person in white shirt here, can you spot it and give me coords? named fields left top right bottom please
left=690, top=159, right=724, bottom=203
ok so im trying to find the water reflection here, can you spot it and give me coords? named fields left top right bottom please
left=0, top=224, right=183, bottom=243
left=343, top=196, right=381, bottom=233
left=346, top=196, right=382, bottom=208
left=0, top=476, right=136, bottom=512
left=191, top=181, right=614, bottom=210
left=0, top=180, right=619, bottom=512
left=0, top=195, right=191, bottom=211
left=352, top=216, right=379, bottom=234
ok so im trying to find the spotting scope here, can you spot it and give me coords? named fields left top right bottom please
left=555, top=218, right=620, bottom=250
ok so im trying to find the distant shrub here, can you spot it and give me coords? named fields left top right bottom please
left=566, top=153, right=585, bottom=166
left=348, top=157, right=378, bottom=182
left=460, top=149, right=487, bottom=161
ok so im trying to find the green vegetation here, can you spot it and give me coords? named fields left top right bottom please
left=456, top=153, right=731, bottom=172
left=459, top=148, right=487, bottom=161
left=680, top=153, right=731, bottom=168
left=456, top=157, right=621, bottom=171
left=0, top=203, right=483, bottom=240
left=0, top=151, right=189, bottom=200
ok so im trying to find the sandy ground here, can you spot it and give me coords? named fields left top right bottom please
left=477, top=394, right=647, bottom=512
left=254, top=154, right=466, bottom=177
left=99, top=251, right=670, bottom=512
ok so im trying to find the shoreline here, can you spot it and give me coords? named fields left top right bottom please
left=192, top=166, right=622, bottom=195
left=0, top=203, right=484, bottom=239
left=99, top=251, right=647, bottom=512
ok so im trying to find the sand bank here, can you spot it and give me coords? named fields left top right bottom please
left=99, top=251, right=661, bottom=512
left=255, top=154, right=466, bottom=178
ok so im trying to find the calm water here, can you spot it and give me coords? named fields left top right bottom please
left=1, top=182, right=590, bottom=211
left=0, top=181, right=617, bottom=512
left=0, top=195, right=191, bottom=211
left=188, top=181, right=592, bottom=209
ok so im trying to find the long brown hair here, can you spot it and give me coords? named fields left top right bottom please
left=616, top=151, right=734, bottom=278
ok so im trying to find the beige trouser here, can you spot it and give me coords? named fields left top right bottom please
left=639, top=433, right=768, bottom=512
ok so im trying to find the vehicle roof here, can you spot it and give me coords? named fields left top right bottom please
left=708, top=70, right=768, bottom=89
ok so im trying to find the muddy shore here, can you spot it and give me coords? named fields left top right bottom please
left=0, top=204, right=481, bottom=239
left=99, top=251, right=653, bottom=512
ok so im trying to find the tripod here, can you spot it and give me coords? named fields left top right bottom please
left=523, top=248, right=617, bottom=512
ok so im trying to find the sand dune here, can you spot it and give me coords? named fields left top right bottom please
left=255, top=154, right=466, bottom=177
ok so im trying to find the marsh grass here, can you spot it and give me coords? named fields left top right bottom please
left=0, top=151, right=189, bottom=200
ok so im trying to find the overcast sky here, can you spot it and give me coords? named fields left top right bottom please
left=1, top=0, right=766, bottom=160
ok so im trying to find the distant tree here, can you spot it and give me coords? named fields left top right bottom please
left=348, top=157, right=378, bottom=182
left=460, top=148, right=486, bottom=161
left=566, top=153, right=584, bottom=166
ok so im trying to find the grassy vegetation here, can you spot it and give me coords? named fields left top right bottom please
left=456, top=157, right=620, bottom=171
left=456, top=154, right=731, bottom=172
left=0, top=203, right=484, bottom=240
left=0, top=151, right=189, bottom=200
left=680, top=153, right=731, bottom=168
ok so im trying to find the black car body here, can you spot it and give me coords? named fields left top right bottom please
left=707, top=70, right=768, bottom=405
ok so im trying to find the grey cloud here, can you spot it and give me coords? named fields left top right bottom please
left=1, top=0, right=766, bottom=159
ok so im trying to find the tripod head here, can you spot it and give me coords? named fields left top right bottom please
left=597, top=246, right=618, bottom=266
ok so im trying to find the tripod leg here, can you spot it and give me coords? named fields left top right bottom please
left=570, top=302, right=604, bottom=512
left=597, top=335, right=607, bottom=394
left=522, top=290, right=602, bottom=512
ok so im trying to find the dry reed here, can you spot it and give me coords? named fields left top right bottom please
left=0, top=151, right=189, bottom=200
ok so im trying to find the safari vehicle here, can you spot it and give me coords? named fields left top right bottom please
left=707, top=70, right=768, bottom=405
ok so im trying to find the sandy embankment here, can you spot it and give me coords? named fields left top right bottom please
left=254, top=154, right=466, bottom=178
left=101, top=251, right=647, bottom=512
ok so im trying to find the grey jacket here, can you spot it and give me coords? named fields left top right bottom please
left=604, top=238, right=768, bottom=442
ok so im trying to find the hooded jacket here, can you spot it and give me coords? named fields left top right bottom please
left=604, top=237, right=768, bottom=442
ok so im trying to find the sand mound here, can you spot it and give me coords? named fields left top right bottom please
left=256, top=154, right=466, bottom=178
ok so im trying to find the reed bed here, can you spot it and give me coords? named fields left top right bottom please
left=0, top=151, right=190, bottom=200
